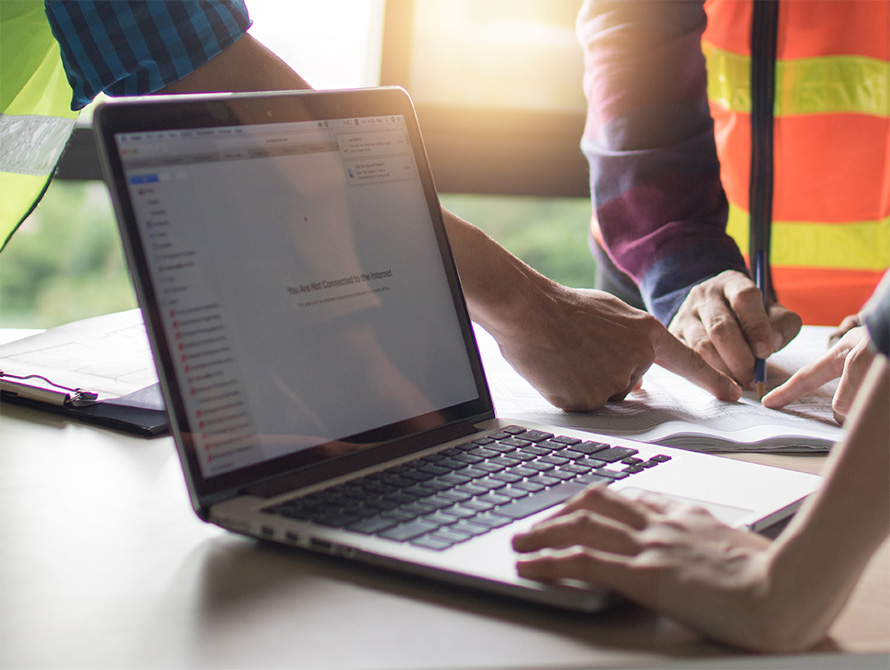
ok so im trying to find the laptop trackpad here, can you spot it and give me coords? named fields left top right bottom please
left=619, top=487, right=754, bottom=526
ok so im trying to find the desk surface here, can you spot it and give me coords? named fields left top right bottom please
left=2, top=360, right=889, bottom=669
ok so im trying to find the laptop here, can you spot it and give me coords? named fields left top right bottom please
left=94, top=87, right=820, bottom=612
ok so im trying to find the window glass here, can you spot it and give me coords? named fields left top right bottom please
left=0, top=182, right=136, bottom=327
left=408, top=0, right=584, bottom=112
left=246, top=0, right=383, bottom=89
left=440, top=193, right=594, bottom=290
left=0, top=1, right=597, bottom=329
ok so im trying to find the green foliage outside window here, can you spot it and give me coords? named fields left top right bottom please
left=440, top=193, right=596, bottom=290
left=0, top=181, right=136, bottom=328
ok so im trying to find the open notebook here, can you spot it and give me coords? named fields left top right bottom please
left=95, top=88, right=820, bottom=612
left=477, top=325, right=843, bottom=452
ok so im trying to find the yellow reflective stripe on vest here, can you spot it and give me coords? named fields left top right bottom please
left=702, top=42, right=890, bottom=117
left=726, top=202, right=890, bottom=271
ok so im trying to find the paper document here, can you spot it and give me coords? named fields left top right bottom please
left=476, top=324, right=843, bottom=453
left=0, top=309, right=159, bottom=405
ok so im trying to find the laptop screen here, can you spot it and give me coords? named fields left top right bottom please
left=100, top=90, right=490, bottom=494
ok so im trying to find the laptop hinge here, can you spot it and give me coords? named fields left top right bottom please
left=242, top=420, right=480, bottom=499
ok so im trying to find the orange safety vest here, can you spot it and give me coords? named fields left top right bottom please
left=702, top=0, right=890, bottom=325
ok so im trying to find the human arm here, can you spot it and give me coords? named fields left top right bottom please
left=156, top=32, right=311, bottom=95
left=513, top=355, right=890, bottom=652
left=443, top=210, right=741, bottom=410
left=577, top=0, right=800, bottom=386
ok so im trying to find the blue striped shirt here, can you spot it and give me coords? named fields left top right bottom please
left=45, top=0, right=251, bottom=110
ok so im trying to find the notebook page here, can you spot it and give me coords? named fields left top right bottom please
left=478, top=324, right=842, bottom=452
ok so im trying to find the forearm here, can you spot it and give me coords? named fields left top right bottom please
left=442, top=209, right=553, bottom=344
left=158, top=33, right=312, bottom=95
left=763, top=357, right=890, bottom=649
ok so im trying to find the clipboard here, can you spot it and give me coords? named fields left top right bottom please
left=1, top=372, right=168, bottom=437
left=0, top=310, right=169, bottom=437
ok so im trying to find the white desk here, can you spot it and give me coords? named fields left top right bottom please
left=1, top=329, right=888, bottom=669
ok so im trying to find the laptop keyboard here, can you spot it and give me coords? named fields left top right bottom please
left=262, top=426, right=671, bottom=551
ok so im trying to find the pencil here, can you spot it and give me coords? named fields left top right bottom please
left=753, top=249, right=768, bottom=399
left=749, top=0, right=778, bottom=401
left=754, top=359, right=766, bottom=400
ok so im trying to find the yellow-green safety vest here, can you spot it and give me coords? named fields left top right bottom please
left=0, top=0, right=77, bottom=251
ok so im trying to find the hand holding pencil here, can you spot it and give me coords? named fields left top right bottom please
left=668, top=271, right=801, bottom=391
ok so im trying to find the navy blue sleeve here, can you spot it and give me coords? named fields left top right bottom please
left=577, top=0, right=747, bottom=324
left=45, top=0, right=251, bottom=110
left=864, top=272, right=890, bottom=358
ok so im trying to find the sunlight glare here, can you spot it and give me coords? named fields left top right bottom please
left=245, top=0, right=383, bottom=89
